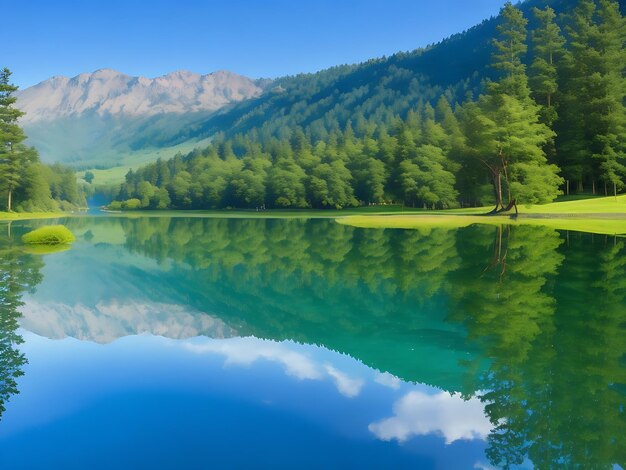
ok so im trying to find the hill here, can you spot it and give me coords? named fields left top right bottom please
left=168, top=0, right=625, bottom=144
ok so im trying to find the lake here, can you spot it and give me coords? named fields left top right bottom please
left=0, top=217, right=624, bottom=469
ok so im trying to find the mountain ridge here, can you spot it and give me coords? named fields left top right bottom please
left=16, top=68, right=267, bottom=123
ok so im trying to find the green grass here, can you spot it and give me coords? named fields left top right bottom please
left=336, top=214, right=626, bottom=236
left=77, top=137, right=213, bottom=187
left=0, top=211, right=67, bottom=221
left=522, top=194, right=626, bottom=214
left=101, top=205, right=429, bottom=219
left=21, top=225, right=76, bottom=245
left=335, top=196, right=626, bottom=235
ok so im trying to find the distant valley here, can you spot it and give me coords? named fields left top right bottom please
left=16, top=69, right=268, bottom=176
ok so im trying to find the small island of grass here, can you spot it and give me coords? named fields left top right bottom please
left=22, top=225, right=76, bottom=245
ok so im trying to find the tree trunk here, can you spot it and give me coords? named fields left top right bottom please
left=592, top=180, right=596, bottom=195
left=490, top=169, right=504, bottom=213
left=7, top=188, right=12, bottom=212
left=566, top=180, right=570, bottom=196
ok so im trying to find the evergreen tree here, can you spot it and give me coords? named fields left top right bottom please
left=464, top=3, right=561, bottom=211
left=0, top=68, right=34, bottom=211
left=529, top=6, right=566, bottom=164
left=592, top=0, right=626, bottom=195
left=530, top=7, right=566, bottom=129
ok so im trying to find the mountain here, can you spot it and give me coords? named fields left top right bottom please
left=17, top=68, right=265, bottom=122
left=15, top=69, right=269, bottom=170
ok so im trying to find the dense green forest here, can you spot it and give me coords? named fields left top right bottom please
left=113, top=0, right=625, bottom=211
left=0, top=68, right=86, bottom=212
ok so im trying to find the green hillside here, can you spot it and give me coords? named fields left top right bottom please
left=169, top=0, right=625, bottom=144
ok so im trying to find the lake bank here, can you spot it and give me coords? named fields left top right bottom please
left=0, top=212, right=68, bottom=221
left=5, top=195, right=626, bottom=236
left=336, top=196, right=626, bottom=235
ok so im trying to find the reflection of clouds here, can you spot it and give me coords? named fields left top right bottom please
left=374, top=372, right=401, bottom=390
left=185, top=337, right=364, bottom=398
left=369, top=391, right=491, bottom=444
left=474, top=462, right=498, bottom=470
left=324, top=365, right=364, bottom=398
left=186, top=339, right=322, bottom=380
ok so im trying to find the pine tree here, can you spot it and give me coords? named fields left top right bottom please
left=558, top=0, right=626, bottom=195
left=529, top=6, right=566, bottom=164
left=465, top=3, right=561, bottom=212
left=0, top=68, right=36, bottom=211
left=592, top=0, right=626, bottom=195
left=530, top=7, right=566, bottom=128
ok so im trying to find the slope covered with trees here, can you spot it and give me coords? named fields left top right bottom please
left=0, top=68, right=85, bottom=212
left=167, top=0, right=624, bottom=145
left=112, top=0, right=625, bottom=211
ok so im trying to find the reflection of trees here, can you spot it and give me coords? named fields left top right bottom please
left=118, top=217, right=472, bottom=391
left=0, top=225, right=44, bottom=419
left=111, top=217, right=626, bottom=468
left=451, top=225, right=626, bottom=469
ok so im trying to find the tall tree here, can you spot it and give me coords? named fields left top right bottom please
left=0, top=68, right=36, bottom=211
left=557, top=0, right=598, bottom=192
left=592, top=0, right=626, bottom=195
left=464, top=3, right=561, bottom=212
left=529, top=6, right=566, bottom=163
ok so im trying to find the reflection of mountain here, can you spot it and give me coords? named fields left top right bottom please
left=20, top=299, right=235, bottom=344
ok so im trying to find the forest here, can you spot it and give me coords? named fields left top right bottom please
left=0, top=68, right=86, bottom=213
left=113, top=0, right=625, bottom=212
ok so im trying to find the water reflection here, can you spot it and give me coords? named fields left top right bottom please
left=0, top=225, right=43, bottom=420
left=1, top=217, right=625, bottom=469
left=369, top=390, right=492, bottom=444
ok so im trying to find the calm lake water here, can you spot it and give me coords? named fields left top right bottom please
left=0, top=217, right=624, bottom=469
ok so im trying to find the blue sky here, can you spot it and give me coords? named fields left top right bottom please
left=5, top=0, right=510, bottom=89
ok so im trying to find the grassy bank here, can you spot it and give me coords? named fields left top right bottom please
left=337, top=196, right=626, bottom=236
left=337, top=214, right=626, bottom=236
left=100, top=205, right=425, bottom=219
left=0, top=212, right=68, bottom=221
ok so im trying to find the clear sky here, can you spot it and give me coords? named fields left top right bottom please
left=4, top=0, right=511, bottom=89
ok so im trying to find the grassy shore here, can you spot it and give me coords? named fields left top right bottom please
left=337, top=195, right=626, bottom=235
left=100, top=205, right=425, bottom=219
left=0, top=212, right=67, bottom=221
left=5, top=195, right=625, bottom=235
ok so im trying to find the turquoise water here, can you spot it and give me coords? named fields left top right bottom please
left=0, top=217, right=624, bottom=469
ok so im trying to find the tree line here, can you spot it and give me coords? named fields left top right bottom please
left=0, top=68, right=86, bottom=212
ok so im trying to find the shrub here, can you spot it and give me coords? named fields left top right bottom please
left=22, top=225, right=76, bottom=245
left=122, top=198, right=141, bottom=210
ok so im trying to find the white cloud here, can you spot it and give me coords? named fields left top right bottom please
left=186, top=338, right=322, bottom=381
left=185, top=337, right=364, bottom=397
left=374, top=372, right=401, bottom=390
left=324, top=364, right=364, bottom=398
left=369, top=391, right=492, bottom=445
